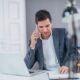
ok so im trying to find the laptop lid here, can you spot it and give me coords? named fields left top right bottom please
left=0, top=54, right=30, bottom=76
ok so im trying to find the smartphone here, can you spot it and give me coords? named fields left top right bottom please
left=35, top=25, right=41, bottom=39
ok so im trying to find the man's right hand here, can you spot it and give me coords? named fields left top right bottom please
left=30, top=30, right=40, bottom=49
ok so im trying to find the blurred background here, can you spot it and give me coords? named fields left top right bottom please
left=26, top=0, right=80, bottom=47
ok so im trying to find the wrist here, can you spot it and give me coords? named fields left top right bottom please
left=30, top=44, right=35, bottom=49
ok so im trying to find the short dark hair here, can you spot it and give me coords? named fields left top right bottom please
left=35, top=10, right=52, bottom=24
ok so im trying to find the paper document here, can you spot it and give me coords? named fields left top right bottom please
left=45, top=70, right=80, bottom=79
left=46, top=71, right=68, bottom=79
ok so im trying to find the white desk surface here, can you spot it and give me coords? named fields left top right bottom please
left=0, top=72, right=49, bottom=80
left=0, top=70, right=80, bottom=80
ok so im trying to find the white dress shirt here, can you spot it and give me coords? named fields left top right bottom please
left=42, top=35, right=59, bottom=70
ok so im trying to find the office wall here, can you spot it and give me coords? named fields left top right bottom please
left=26, top=0, right=80, bottom=46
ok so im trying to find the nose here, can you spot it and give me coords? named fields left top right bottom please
left=43, top=27, right=47, bottom=32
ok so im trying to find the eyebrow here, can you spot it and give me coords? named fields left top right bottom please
left=39, top=24, right=50, bottom=28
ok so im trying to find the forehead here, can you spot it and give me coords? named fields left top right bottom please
left=37, top=19, right=51, bottom=26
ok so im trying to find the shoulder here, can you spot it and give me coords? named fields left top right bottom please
left=52, top=28, right=66, bottom=34
left=52, top=28, right=67, bottom=38
left=52, top=28, right=66, bottom=32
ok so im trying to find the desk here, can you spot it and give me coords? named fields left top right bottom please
left=0, top=71, right=80, bottom=80
left=50, top=79, right=80, bottom=80
left=0, top=72, right=49, bottom=80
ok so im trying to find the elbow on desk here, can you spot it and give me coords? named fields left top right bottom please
left=24, top=57, right=33, bottom=69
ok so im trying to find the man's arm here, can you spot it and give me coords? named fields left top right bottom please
left=24, top=29, right=40, bottom=69
left=24, top=48, right=36, bottom=69
left=59, top=29, right=70, bottom=73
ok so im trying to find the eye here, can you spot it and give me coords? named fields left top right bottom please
left=46, top=24, right=50, bottom=27
left=39, top=26, right=43, bottom=28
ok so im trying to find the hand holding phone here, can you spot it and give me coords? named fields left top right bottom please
left=30, top=25, right=40, bottom=49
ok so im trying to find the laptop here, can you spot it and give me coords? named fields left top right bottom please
left=0, top=54, right=45, bottom=77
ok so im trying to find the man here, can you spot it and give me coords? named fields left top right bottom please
left=24, top=10, right=69, bottom=74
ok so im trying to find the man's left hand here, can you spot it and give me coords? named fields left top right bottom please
left=59, top=66, right=69, bottom=74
